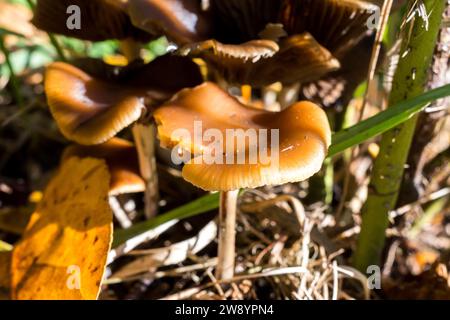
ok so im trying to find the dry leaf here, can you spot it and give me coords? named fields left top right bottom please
left=0, top=252, right=11, bottom=300
left=11, top=158, right=113, bottom=300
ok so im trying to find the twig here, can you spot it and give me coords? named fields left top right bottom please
left=109, top=196, right=132, bottom=229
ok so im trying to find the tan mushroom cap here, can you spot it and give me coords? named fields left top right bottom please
left=62, top=138, right=145, bottom=196
left=154, top=82, right=331, bottom=191
left=45, top=62, right=146, bottom=145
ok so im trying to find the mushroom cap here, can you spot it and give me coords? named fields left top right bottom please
left=122, top=0, right=377, bottom=87
left=128, top=0, right=211, bottom=44
left=209, top=0, right=378, bottom=56
left=32, top=0, right=152, bottom=42
left=280, top=0, right=379, bottom=57
left=45, top=62, right=146, bottom=145
left=45, top=55, right=203, bottom=145
left=154, top=82, right=331, bottom=191
left=181, top=33, right=340, bottom=86
left=62, top=138, right=145, bottom=196
left=209, top=0, right=283, bottom=44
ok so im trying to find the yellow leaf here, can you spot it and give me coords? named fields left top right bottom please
left=11, top=158, right=113, bottom=300
left=0, top=251, right=11, bottom=300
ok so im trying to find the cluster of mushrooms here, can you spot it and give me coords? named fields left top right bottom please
left=34, top=0, right=380, bottom=281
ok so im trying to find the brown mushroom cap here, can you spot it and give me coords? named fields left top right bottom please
left=209, top=0, right=378, bottom=55
left=182, top=33, right=339, bottom=86
left=122, top=0, right=376, bottom=87
left=154, top=82, right=331, bottom=191
left=32, top=0, right=152, bottom=42
left=128, top=0, right=211, bottom=44
left=209, top=0, right=283, bottom=44
left=62, top=138, right=145, bottom=196
left=280, top=0, right=379, bottom=57
left=44, top=55, right=203, bottom=145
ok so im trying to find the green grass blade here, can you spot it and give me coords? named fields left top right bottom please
left=329, top=83, right=450, bottom=157
left=112, top=192, right=220, bottom=247
left=0, top=35, right=24, bottom=108
left=113, top=83, right=450, bottom=247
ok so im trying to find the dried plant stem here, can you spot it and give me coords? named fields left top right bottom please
left=132, top=123, right=159, bottom=218
left=354, top=0, right=447, bottom=271
left=216, top=190, right=239, bottom=281
left=278, top=83, right=301, bottom=110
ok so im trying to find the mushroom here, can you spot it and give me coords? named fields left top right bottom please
left=126, top=0, right=378, bottom=87
left=44, top=54, right=202, bottom=217
left=153, top=82, right=331, bottom=279
left=62, top=138, right=145, bottom=196
left=44, top=55, right=202, bottom=145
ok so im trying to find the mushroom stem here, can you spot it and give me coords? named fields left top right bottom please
left=119, top=38, right=141, bottom=62
left=120, top=39, right=159, bottom=218
left=241, top=85, right=252, bottom=104
left=132, top=123, right=159, bottom=218
left=278, top=83, right=301, bottom=110
left=216, top=189, right=239, bottom=281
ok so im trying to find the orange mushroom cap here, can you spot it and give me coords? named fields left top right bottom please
left=44, top=55, right=203, bottom=145
left=45, top=62, right=146, bottom=145
left=154, top=82, right=331, bottom=191
left=62, top=138, right=145, bottom=196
